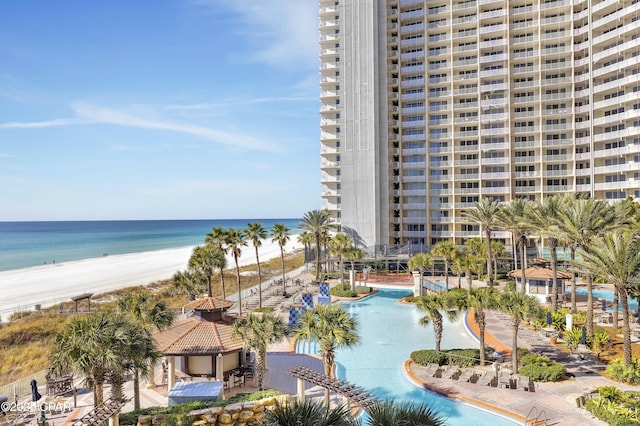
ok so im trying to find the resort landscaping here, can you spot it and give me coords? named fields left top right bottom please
left=1, top=202, right=640, bottom=425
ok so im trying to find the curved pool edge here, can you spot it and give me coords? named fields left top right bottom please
left=401, top=360, right=526, bottom=425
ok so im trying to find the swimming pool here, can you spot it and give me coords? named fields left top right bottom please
left=571, top=288, right=639, bottom=314
left=329, top=289, right=518, bottom=425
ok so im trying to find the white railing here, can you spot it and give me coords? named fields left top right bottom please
left=0, top=370, right=48, bottom=399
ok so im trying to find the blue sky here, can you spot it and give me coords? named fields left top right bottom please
left=0, top=0, right=320, bottom=221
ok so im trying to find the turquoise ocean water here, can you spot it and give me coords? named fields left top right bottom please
left=0, top=219, right=301, bottom=272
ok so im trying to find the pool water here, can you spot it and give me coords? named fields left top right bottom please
left=571, top=288, right=639, bottom=313
left=304, top=289, right=518, bottom=425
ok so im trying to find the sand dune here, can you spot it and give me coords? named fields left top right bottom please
left=0, top=236, right=301, bottom=322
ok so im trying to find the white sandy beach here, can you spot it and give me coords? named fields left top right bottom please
left=0, top=236, right=301, bottom=322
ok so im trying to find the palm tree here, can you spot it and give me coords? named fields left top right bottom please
left=246, top=221, right=267, bottom=309
left=449, top=287, right=498, bottom=366
left=263, top=400, right=353, bottom=426
left=580, top=231, right=640, bottom=367
left=292, top=304, right=359, bottom=406
left=300, top=210, right=333, bottom=280
left=558, top=198, right=619, bottom=336
left=416, top=292, right=458, bottom=353
left=408, top=252, right=434, bottom=276
left=171, top=270, right=206, bottom=301
left=206, top=226, right=229, bottom=298
left=49, top=311, right=152, bottom=406
left=451, top=254, right=465, bottom=289
left=271, top=223, right=290, bottom=296
left=527, top=195, right=562, bottom=310
left=362, top=400, right=446, bottom=426
left=431, top=241, right=458, bottom=291
left=106, top=316, right=159, bottom=402
left=116, top=291, right=174, bottom=332
left=343, top=246, right=364, bottom=284
left=495, top=290, right=540, bottom=373
left=263, top=400, right=446, bottom=426
left=490, top=240, right=506, bottom=281
left=232, top=312, right=288, bottom=390
left=297, top=231, right=314, bottom=267
left=116, top=291, right=173, bottom=409
left=225, top=228, right=248, bottom=316
left=497, top=198, right=532, bottom=292
left=328, top=232, right=353, bottom=286
left=463, top=198, right=501, bottom=285
left=408, top=253, right=434, bottom=295
left=188, top=244, right=226, bottom=298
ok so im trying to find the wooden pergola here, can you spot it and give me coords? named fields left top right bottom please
left=285, top=365, right=382, bottom=409
left=71, top=293, right=93, bottom=313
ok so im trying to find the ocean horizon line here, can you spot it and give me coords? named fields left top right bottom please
left=0, top=218, right=303, bottom=273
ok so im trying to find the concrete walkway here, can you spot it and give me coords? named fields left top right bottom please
left=405, top=282, right=640, bottom=426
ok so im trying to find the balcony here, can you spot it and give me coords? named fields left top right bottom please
left=543, top=169, right=570, bottom=177
left=542, top=154, right=570, bottom=162
left=320, top=160, right=341, bottom=169
left=479, top=24, right=507, bottom=35
left=514, top=186, right=540, bottom=193
left=482, top=186, right=510, bottom=194
left=543, top=185, right=569, bottom=192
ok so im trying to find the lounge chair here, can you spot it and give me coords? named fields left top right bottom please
left=457, top=368, right=476, bottom=382
left=517, top=375, right=534, bottom=392
left=441, top=365, right=460, bottom=380
left=476, top=371, right=493, bottom=386
left=424, top=363, right=440, bottom=378
left=498, top=370, right=511, bottom=388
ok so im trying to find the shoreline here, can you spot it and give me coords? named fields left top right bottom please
left=0, top=236, right=301, bottom=322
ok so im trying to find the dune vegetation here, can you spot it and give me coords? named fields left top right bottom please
left=0, top=252, right=304, bottom=386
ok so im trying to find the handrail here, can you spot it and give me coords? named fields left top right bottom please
left=525, top=406, right=547, bottom=425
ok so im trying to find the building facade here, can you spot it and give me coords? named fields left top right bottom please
left=319, top=0, right=640, bottom=249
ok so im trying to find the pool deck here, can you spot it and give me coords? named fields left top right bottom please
left=33, top=275, right=639, bottom=426
left=404, top=281, right=640, bottom=426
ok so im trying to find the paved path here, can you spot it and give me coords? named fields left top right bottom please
left=406, top=282, right=639, bottom=426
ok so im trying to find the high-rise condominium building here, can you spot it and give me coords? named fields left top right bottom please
left=319, top=0, right=640, bottom=250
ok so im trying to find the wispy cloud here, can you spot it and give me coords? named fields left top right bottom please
left=72, top=102, right=280, bottom=152
left=0, top=152, right=16, bottom=158
left=0, top=103, right=281, bottom=152
left=165, top=95, right=317, bottom=112
left=189, top=0, right=318, bottom=68
left=0, top=118, right=83, bottom=129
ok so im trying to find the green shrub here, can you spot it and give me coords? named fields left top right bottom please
left=410, top=350, right=446, bottom=366
left=410, top=349, right=486, bottom=368
left=519, top=353, right=566, bottom=382
left=354, top=286, right=372, bottom=294
left=605, top=358, right=640, bottom=385
left=504, top=281, right=516, bottom=292
left=329, top=282, right=357, bottom=297
left=119, top=390, right=281, bottom=425
left=251, top=307, right=274, bottom=313
left=585, top=386, right=640, bottom=425
left=403, top=296, right=418, bottom=303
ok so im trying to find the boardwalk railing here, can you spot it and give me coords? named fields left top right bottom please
left=0, top=369, right=48, bottom=400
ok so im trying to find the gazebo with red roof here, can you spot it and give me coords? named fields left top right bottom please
left=509, top=265, right=572, bottom=303
left=153, top=296, right=245, bottom=391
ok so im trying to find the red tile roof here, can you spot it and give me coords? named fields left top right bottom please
left=153, top=317, right=243, bottom=355
left=509, top=266, right=572, bottom=280
left=183, top=296, right=234, bottom=311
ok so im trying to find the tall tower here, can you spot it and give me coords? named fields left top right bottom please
left=319, top=0, right=640, bottom=250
